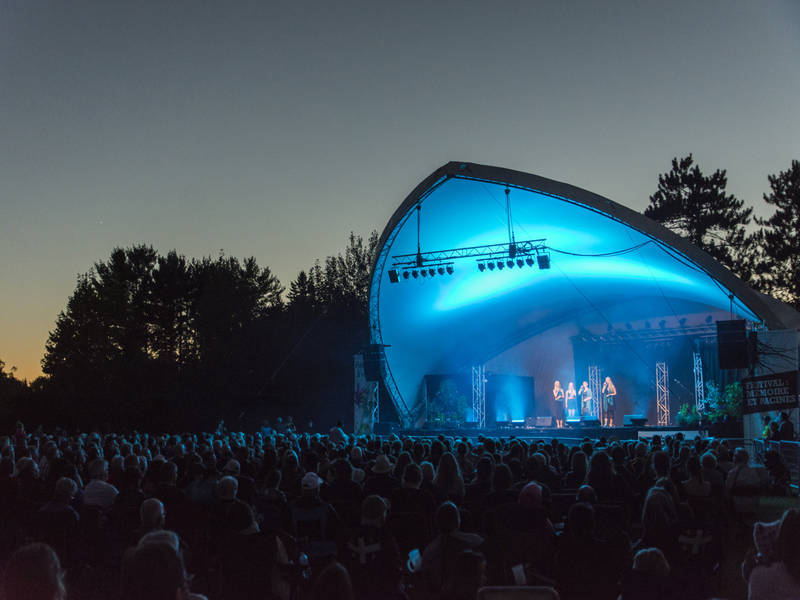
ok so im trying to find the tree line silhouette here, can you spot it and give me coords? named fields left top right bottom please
left=1, top=157, right=798, bottom=431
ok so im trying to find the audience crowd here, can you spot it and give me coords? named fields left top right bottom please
left=0, top=419, right=797, bottom=600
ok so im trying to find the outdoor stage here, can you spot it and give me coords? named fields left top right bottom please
left=394, top=425, right=706, bottom=442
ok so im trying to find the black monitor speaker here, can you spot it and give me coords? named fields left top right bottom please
left=580, top=417, right=600, bottom=427
left=624, top=414, right=648, bottom=427
left=717, top=320, right=748, bottom=369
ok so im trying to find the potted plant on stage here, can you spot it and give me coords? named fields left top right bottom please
left=702, top=381, right=744, bottom=437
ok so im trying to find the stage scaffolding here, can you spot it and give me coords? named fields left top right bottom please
left=588, top=365, right=601, bottom=418
left=472, top=365, right=486, bottom=429
left=656, top=361, right=670, bottom=426
left=693, top=351, right=705, bottom=412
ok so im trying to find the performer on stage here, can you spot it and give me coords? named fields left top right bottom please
left=552, top=380, right=565, bottom=428
left=601, top=376, right=617, bottom=427
left=565, top=382, right=577, bottom=419
left=579, top=381, right=593, bottom=418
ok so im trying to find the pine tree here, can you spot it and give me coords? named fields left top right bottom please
left=759, top=160, right=800, bottom=308
left=645, top=155, right=755, bottom=281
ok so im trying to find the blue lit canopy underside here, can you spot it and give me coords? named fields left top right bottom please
left=373, top=175, right=760, bottom=418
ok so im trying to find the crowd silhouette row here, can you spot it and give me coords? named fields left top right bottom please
left=0, top=420, right=797, bottom=600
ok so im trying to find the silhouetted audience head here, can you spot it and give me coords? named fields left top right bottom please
left=140, top=498, right=165, bottom=532
left=2, top=543, right=65, bottom=600
left=435, top=501, right=461, bottom=533
left=310, top=562, right=354, bottom=600
left=121, top=542, right=189, bottom=600
left=566, top=502, right=595, bottom=539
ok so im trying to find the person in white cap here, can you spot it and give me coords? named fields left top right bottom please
left=289, top=472, right=342, bottom=561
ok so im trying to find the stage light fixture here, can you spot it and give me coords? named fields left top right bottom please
left=536, top=254, right=550, bottom=270
left=487, top=262, right=495, bottom=271
left=421, top=269, right=427, bottom=277
left=478, top=262, right=486, bottom=272
left=516, top=259, right=525, bottom=268
left=446, top=265, right=454, bottom=275
left=437, top=266, right=445, bottom=276
left=525, top=257, right=534, bottom=267
left=402, top=271, right=410, bottom=280
left=497, top=261, right=504, bottom=270
left=427, top=268, right=435, bottom=277
left=412, top=270, right=419, bottom=279
left=506, top=260, right=514, bottom=269
left=388, top=269, right=399, bottom=283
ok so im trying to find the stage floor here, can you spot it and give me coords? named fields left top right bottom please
left=396, top=425, right=705, bottom=442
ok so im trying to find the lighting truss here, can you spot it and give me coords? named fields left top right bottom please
left=471, top=365, right=486, bottom=429
left=656, top=361, right=670, bottom=426
left=588, top=365, right=601, bottom=418
left=389, top=239, right=549, bottom=281
left=693, top=352, right=704, bottom=412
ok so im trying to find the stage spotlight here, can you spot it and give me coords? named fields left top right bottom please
left=402, top=271, right=410, bottom=280
left=516, top=259, right=525, bottom=268
left=412, top=270, right=419, bottom=279
left=525, top=257, right=534, bottom=267
left=536, top=254, right=550, bottom=269
left=506, top=260, right=514, bottom=269
left=420, top=269, right=427, bottom=277
left=388, top=269, right=399, bottom=283
left=478, top=262, right=486, bottom=272
left=487, top=262, right=495, bottom=271
left=497, top=261, right=505, bottom=270
left=428, top=268, right=436, bottom=277
left=446, top=265, right=454, bottom=275
left=437, top=266, right=445, bottom=276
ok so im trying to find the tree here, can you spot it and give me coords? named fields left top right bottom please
left=759, top=160, right=800, bottom=309
left=645, top=155, right=755, bottom=280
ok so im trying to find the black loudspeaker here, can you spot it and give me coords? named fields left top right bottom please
left=717, top=320, right=748, bottom=370
left=363, top=345, right=385, bottom=381
left=580, top=418, right=600, bottom=427
left=624, top=414, right=648, bottom=427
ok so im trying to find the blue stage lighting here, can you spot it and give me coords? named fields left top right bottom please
left=497, top=261, right=504, bottom=270
left=429, top=268, right=437, bottom=277
left=388, top=269, right=399, bottom=283
left=402, top=270, right=410, bottom=280
left=478, top=262, right=486, bottom=272
left=437, top=266, right=445, bottom=276
left=420, top=269, right=427, bottom=277
left=516, top=259, right=525, bottom=268
left=506, top=260, right=514, bottom=269
left=446, top=265, right=454, bottom=275
left=411, top=270, right=418, bottom=279
left=487, top=262, right=495, bottom=271
left=525, top=257, right=534, bottom=267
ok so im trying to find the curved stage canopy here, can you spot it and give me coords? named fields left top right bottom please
left=369, top=162, right=799, bottom=427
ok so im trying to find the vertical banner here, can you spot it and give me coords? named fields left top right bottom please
left=354, top=354, right=377, bottom=434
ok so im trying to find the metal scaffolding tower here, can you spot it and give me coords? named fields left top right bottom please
left=472, top=365, right=486, bottom=429
left=656, top=361, right=670, bottom=426
left=693, top=352, right=705, bottom=412
left=588, top=365, right=601, bottom=418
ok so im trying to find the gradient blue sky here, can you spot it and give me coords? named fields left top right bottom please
left=1, top=0, right=798, bottom=381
